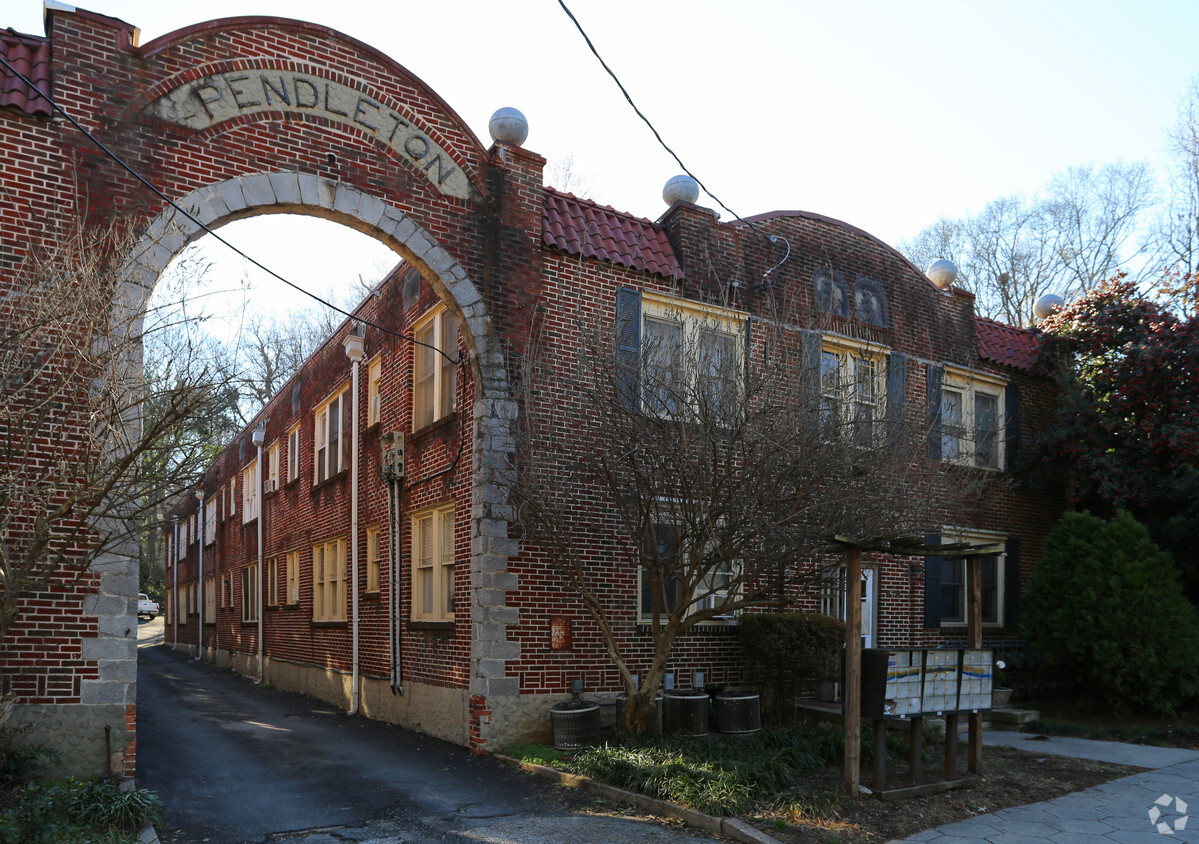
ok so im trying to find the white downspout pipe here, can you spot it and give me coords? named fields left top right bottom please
left=194, top=489, right=204, bottom=661
left=252, top=423, right=266, bottom=683
left=171, top=515, right=179, bottom=648
left=344, top=326, right=365, bottom=715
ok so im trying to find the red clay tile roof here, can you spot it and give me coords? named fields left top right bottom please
left=0, top=29, right=52, bottom=117
left=975, top=316, right=1041, bottom=372
left=542, top=188, right=683, bottom=281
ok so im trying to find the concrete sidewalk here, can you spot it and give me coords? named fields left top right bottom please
left=983, top=729, right=1199, bottom=769
left=893, top=733, right=1199, bottom=842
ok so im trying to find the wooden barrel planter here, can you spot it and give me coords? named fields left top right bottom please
left=713, top=690, right=761, bottom=734
left=662, top=689, right=709, bottom=736
left=550, top=700, right=601, bottom=750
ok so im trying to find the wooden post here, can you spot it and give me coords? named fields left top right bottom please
left=966, top=555, right=983, bottom=774
left=944, top=712, right=958, bottom=776
left=843, top=546, right=862, bottom=797
left=910, top=716, right=924, bottom=780
left=874, top=718, right=887, bottom=790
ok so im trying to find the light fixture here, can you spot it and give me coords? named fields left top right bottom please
left=251, top=420, right=265, bottom=447
left=344, top=323, right=365, bottom=363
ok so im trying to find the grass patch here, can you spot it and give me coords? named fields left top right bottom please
left=501, top=742, right=567, bottom=767
left=509, top=725, right=924, bottom=817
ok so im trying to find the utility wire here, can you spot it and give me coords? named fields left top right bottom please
left=0, top=54, right=461, bottom=366
left=556, top=0, right=789, bottom=288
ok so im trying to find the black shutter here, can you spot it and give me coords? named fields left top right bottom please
left=615, top=288, right=642, bottom=412
left=888, top=351, right=908, bottom=441
left=801, top=330, right=822, bottom=417
left=1005, top=383, right=1021, bottom=471
left=924, top=533, right=942, bottom=628
left=1004, top=537, right=1020, bottom=629
left=926, top=364, right=944, bottom=460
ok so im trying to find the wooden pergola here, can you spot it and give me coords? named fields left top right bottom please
left=828, top=535, right=1002, bottom=797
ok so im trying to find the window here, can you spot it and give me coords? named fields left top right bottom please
left=941, top=370, right=1004, bottom=469
left=285, top=550, right=299, bottom=604
left=204, top=496, right=216, bottom=544
left=242, top=459, right=258, bottom=523
left=820, top=337, right=887, bottom=445
left=412, top=307, right=458, bottom=430
left=312, top=538, right=346, bottom=621
left=637, top=292, right=745, bottom=422
left=936, top=533, right=1006, bottom=626
left=228, top=477, right=236, bottom=517
left=366, top=525, right=381, bottom=593
left=367, top=356, right=382, bottom=426
left=266, top=441, right=280, bottom=492
left=412, top=504, right=455, bottom=620
left=242, top=565, right=258, bottom=622
left=286, top=425, right=300, bottom=483
left=205, top=577, right=216, bottom=623
left=265, top=557, right=279, bottom=606
left=637, top=516, right=738, bottom=623
left=314, top=389, right=351, bottom=484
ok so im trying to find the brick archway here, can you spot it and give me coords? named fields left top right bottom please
left=1, top=7, right=541, bottom=768
left=125, top=172, right=520, bottom=734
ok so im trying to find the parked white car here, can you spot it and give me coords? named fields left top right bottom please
left=138, top=593, right=160, bottom=620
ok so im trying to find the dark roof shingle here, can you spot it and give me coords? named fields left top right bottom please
left=542, top=188, right=682, bottom=281
left=0, top=29, right=52, bottom=117
left=975, top=316, right=1041, bottom=372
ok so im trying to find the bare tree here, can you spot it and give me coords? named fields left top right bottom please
left=509, top=293, right=979, bottom=733
left=545, top=153, right=602, bottom=202
left=0, top=219, right=234, bottom=640
left=901, top=162, right=1156, bottom=325
left=1152, top=76, right=1199, bottom=314
left=216, top=308, right=342, bottom=424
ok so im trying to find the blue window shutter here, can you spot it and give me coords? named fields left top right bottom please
left=888, top=351, right=908, bottom=440
left=1004, top=383, right=1021, bottom=471
left=924, top=533, right=942, bottom=628
left=615, top=287, right=642, bottom=412
left=1003, top=537, right=1020, bottom=628
left=926, top=364, right=943, bottom=460
left=801, top=330, right=822, bottom=415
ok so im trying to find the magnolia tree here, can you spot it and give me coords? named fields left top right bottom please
left=1035, top=275, right=1199, bottom=599
left=0, top=221, right=234, bottom=641
left=510, top=291, right=983, bottom=733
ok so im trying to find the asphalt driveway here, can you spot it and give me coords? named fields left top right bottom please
left=135, top=618, right=717, bottom=843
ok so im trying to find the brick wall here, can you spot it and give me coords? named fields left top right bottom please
left=1, top=4, right=1061, bottom=763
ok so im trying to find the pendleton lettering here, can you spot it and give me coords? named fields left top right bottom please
left=145, top=71, right=468, bottom=199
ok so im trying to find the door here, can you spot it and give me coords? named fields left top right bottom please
left=820, top=565, right=877, bottom=648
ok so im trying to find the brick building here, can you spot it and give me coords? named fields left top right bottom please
left=163, top=180, right=1056, bottom=749
left=0, top=5, right=1057, bottom=768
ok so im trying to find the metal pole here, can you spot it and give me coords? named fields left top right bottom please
left=195, top=489, right=204, bottom=661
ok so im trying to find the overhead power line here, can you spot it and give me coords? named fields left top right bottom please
left=555, top=0, right=789, bottom=288
left=0, top=54, right=460, bottom=365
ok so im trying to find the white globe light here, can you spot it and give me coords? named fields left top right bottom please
left=1033, top=293, right=1065, bottom=320
left=488, top=107, right=528, bottom=146
left=662, top=174, right=700, bottom=206
left=926, top=259, right=958, bottom=289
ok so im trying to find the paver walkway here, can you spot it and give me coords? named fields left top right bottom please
left=893, top=732, right=1199, bottom=843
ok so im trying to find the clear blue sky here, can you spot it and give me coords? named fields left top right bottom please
left=9, top=0, right=1199, bottom=317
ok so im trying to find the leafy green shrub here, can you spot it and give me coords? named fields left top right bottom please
left=737, top=613, right=845, bottom=723
left=0, top=776, right=161, bottom=843
left=1022, top=510, right=1199, bottom=714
